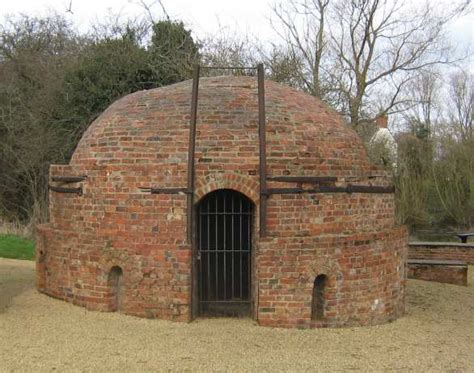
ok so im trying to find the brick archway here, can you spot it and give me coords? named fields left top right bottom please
left=307, top=257, right=342, bottom=289
left=195, top=173, right=259, bottom=206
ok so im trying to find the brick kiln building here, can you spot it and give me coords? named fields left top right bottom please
left=37, top=67, right=407, bottom=328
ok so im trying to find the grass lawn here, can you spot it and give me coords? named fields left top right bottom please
left=0, top=234, right=35, bottom=260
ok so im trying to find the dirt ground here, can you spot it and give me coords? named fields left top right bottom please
left=1, top=258, right=473, bottom=372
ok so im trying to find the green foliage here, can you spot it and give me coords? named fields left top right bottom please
left=393, top=133, right=474, bottom=234
left=62, top=36, right=156, bottom=139
left=0, top=11, right=471, bottom=239
left=394, top=135, right=432, bottom=228
left=149, top=20, right=199, bottom=85
left=61, top=20, right=199, bottom=147
left=0, top=234, right=35, bottom=260
left=0, top=14, right=80, bottom=220
left=430, top=137, right=474, bottom=228
left=0, top=15, right=200, bottom=223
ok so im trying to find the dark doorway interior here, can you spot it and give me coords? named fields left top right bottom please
left=197, top=189, right=253, bottom=317
left=108, top=266, right=124, bottom=312
left=312, top=274, right=327, bottom=320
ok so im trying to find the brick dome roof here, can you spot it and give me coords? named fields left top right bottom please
left=40, top=75, right=406, bottom=328
left=71, top=76, right=376, bottom=178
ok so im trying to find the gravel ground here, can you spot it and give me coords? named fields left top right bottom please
left=1, top=258, right=473, bottom=372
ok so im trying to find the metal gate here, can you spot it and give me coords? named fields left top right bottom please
left=197, top=189, right=253, bottom=316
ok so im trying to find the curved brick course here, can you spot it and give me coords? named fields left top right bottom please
left=37, top=76, right=407, bottom=327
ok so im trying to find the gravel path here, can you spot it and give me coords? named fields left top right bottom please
left=1, top=258, right=473, bottom=372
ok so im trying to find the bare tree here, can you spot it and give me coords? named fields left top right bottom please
left=199, top=27, right=262, bottom=78
left=332, top=0, right=471, bottom=126
left=402, top=69, right=442, bottom=138
left=200, top=28, right=305, bottom=86
left=0, top=14, right=78, bottom=222
left=263, top=45, right=306, bottom=88
left=271, top=0, right=470, bottom=126
left=89, top=12, right=150, bottom=43
left=129, top=0, right=170, bottom=23
left=447, top=69, right=473, bottom=140
left=271, top=0, right=330, bottom=98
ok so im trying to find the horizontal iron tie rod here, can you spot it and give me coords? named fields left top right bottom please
left=347, top=185, right=395, bottom=193
left=139, top=187, right=190, bottom=194
left=51, top=176, right=86, bottom=183
left=49, top=185, right=82, bottom=195
left=264, top=186, right=346, bottom=194
left=264, top=184, right=395, bottom=195
left=267, top=176, right=337, bottom=183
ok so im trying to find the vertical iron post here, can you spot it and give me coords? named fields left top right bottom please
left=257, top=63, right=267, bottom=237
left=187, top=65, right=200, bottom=244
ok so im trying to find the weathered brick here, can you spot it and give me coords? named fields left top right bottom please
left=408, top=242, right=474, bottom=264
left=36, top=76, right=407, bottom=328
left=407, top=259, right=467, bottom=285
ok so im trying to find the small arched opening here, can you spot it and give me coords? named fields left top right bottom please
left=311, top=274, right=327, bottom=320
left=108, top=266, right=124, bottom=312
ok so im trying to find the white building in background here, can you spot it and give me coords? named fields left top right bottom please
left=369, top=115, right=398, bottom=169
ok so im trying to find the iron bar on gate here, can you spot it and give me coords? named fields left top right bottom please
left=197, top=190, right=252, bottom=315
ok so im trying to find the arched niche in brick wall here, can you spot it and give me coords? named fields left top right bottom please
left=311, top=274, right=327, bottom=320
left=108, top=266, right=124, bottom=312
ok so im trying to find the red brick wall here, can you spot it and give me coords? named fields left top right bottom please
left=408, top=242, right=474, bottom=265
left=36, top=76, right=407, bottom=328
left=407, top=260, right=467, bottom=286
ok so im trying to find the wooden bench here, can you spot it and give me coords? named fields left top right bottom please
left=456, top=232, right=474, bottom=243
left=407, top=259, right=468, bottom=286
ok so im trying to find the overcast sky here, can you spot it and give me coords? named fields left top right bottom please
left=0, top=0, right=276, bottom=40
left=1, top=0, right=473, bottom=48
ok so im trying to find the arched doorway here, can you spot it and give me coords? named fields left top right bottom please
left=196, top=189, right=253, bottom=316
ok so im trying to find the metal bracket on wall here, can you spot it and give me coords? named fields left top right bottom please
left=49, top=185, right=83, bottom=195
left=49, top=175, right=86, bottom=195
left=51, top=176, right=87, bottom=183
left=139, top=187, right=190, bottom=195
